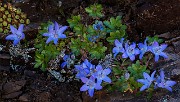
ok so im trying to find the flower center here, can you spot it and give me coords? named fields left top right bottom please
left=87, top=80, right=95, bottom=89
left=153, top=47, right=161, bottom=54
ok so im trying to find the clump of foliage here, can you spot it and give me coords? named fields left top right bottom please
left=85, top=3, right=104, bottom=18
left=0, top=3, right=30, bottom=33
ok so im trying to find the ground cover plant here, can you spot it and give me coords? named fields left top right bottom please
left=0, top=1, right=178, bottom=101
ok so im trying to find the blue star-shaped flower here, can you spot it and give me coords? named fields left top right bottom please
left=75, top=59, right=95, bottom=78
left=80, top=76, right=102, bottom=97
left=60, top=55, right=70, bottom=68
left=149, top=41, right=168, bottom=62
left=43, top=22, right=67, bottom=45
left=156, top=70, right=176, bottom=92
left=5, top=24, right=25, bottom=46
left=122, top=42, right=140, bottom=61
left=138, top=38, right=149, bottom=59
left=112, top=38, right=125, bottom=58
left=93, top=21, right=104, bottom=31
left=137, top=71, right=156, bottom=91
left=93, top=65, right=111, bottom=84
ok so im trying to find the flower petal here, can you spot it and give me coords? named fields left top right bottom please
left=160, top=52, right=168, bottom=59
left=81, top=77, right=88, bottom=83
left=13, top=39, right=20, bottom=45
left=103, top=76, right=111, bottom=83
left=58, top=26, right=68, bottom=35
left=18, top=24, right=24, bottom=32
left=137, top=79, right=148, bottom=84
left=155, top=55, right=159, bottom=62
left=61, top=62, right=67, bottom=68
left=103, top=68, right=111, bottom=75
left=53, top=38, right=58, bottom=45
left=160, top=70, right=165, bottom=80
left=160, top=44, right=167, bottom=51
left=43, top=33, right=50, bottom=36
left=54, top=21, right=59, bottom=31
left=114, top=39, right=121, bottom=47
left=166, top=81, right=176, bottom=87
left=58, top=34, right=66, bottom=39
left=143, top=72, right=151, bottom=80
left=122, top=53, right=128, bottom=58
left=95, top=84, right=102, bottom=90
left=129, top=55, right=135, bottom=61
left=10, top=25, right=17, bottom=34
left=88, top=89, right=94, bottom=97
left=140, top=85, right=148, bottom=91
left=80, top=84, right=89, bottom=91
left=46, top=37, right=53, bottom=44
left=96, top=65, right=102, bottom=71
left=165, top=86, right=172, bottom=92
left=5, top=34, right=15, bottom=40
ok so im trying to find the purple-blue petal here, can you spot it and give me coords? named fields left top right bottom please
left=96, top=65, right=102, bottom=71
left=160, top=44, right=167, bottom=51
left=80, top=84, right=89, bottom=91
left=103, top=68, right=111, bottom=75
left=58, top=26, right=68, bottom=35
left=46, top=37, right=53, bottom=44
left=160, top=52, right=168, bottom=59
left=58, top=34, right=66, bottom=39
left=88, top=89, right=94, bottom=97
left=13, top=39, right=20, bottom=45
left=18, top=24, right=24, bottom=32
left=166, top=81, right=176, bottom=87
left=81, top=77, right=88, bottom=83
left=10, top=25, right=17, bottom=34
left=122, top=53, right=128, bottom=58
left=103, top=76, right=111, bottom=83
left=95, top=84, right=102, bottom=90
left=129, top=55, right=135, bottom=61
left=5, top=34, right=15, bottom=40
left=140, top=85, right=148, bottom=91
left=155, top=54, right=159, bottom=62
left=61, top=62, right=67, bottom=68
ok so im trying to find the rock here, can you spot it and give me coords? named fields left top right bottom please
left=38, top=92, right=52, bottom=102
left=136, top=0, right=180, bottom=34
left=19, top=94, right=30, bottom=102
left=2, top=91, right=22, bottom=99
left=3, top=80, right=26, bottom=94
left=0, top=53, right=11, bottom=66
left=0, top=65, right=10, bottom=71
left=172, top=41, right=180, bottom=53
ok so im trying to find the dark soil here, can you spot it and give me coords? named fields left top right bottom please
left=0, top=0, right=180, bottom=102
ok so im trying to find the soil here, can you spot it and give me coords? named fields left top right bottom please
left=0, top=0, right=180, bottom=102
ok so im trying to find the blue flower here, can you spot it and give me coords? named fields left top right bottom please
left=88, top=35, right=99, bottom=42
left=80, top=76, right=102, bottom=97
left=75, top=59, right=95, bottom=78
left=149, top=41, right=168, bottom=62
left=5, top=24, right=25, bottom=46
left=122, top=42, right=140, bottom=61
left=112, top=38, right=125, bottom=58
left=138, top=38, right=149, bottom=59
left=43, top=22, right=67, bottom=45
left=61, top=55, right=70, bottom=68
left=93, top=65, right=111, bottom=84
left=137, top=71, right=156, bottom=91
left=93, top=21, right=104, bottom=31
left=156, top=70, right=176, bottom=92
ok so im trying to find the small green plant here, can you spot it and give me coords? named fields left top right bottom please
left=34, top=22, right=62, bottom=71
left=104, top=16, right=127, bottom=43
left=85, top=3, right=104, bottom=18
